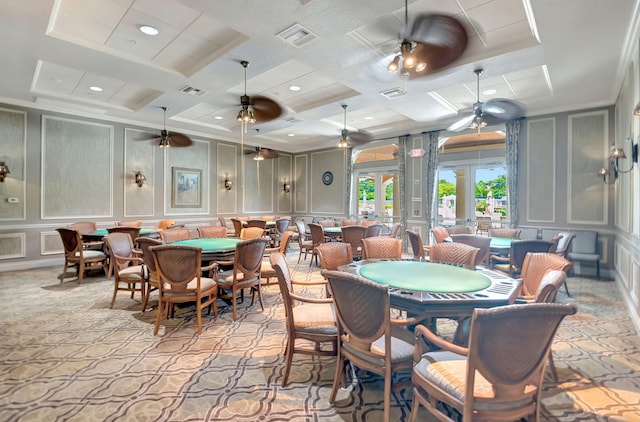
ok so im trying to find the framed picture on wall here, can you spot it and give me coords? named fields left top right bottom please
left=171, top=167, right=202, bottom=208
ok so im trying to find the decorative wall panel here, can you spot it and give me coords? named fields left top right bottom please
left=0, top=233, right=25, bottom=259
left=41, top=231, right=63, bottom=255
left=527, top=118, right=556, bottom=223
left=0, top=108, right=26, bottom=221
left=310, top=150, right=346, bottom=215
left=216, top=144, right=237, bottom=215
left=165, top=139, right=210, bottom=215
left=277, top=154, right=292, bottom=214
left=42, top=116, right=113, bottom=219
left=567, top=111, right=608, bottom=225
left=411, top=136, right=423, bottom=218
left=294, top=155, right=307, bottom=213
left=243, top=155, right=274, bottom=214
left=124, top=129, right=154, bottom=217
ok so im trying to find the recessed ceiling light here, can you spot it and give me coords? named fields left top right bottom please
left=214, top=116, right=223, bottom=120
left=139, top=25, right=159, bottom=36
left=483, top=89, right=496, bottom=95
left=287, top=133, right=295, bottom=137
left=88, top=86, right=103, bottom=92
left=364, top=116, right=374, bottom=120
left=289, top=85, right=301, bottom=91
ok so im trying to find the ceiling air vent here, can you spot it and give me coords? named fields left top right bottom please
left=284, top=116, right=302, bottom=123
left=380, top=88, right=407, bottom=99
left=276, top=23, right=318, bottom=47
left=180, top=85, right=208, bottom=97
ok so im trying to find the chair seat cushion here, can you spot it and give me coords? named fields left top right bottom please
left=292, top=303, right=336, bottom=335
left=163, top=277, right=216, bottom=294
left=118, top=265, right=144, bottom=280
left=343, top=333, right=413, bottom=366
left=76, top=250, right=106, bottom=259
left=217, top=271, right=259, bottom=286
left=260, top=261, right=275, bottom=276
left=567, top=252, right=600, bottom=262
left=415, top=351, right=535, bottom=410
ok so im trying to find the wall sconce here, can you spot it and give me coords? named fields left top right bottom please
left=283, top=182, right=291, bottom=193
left=224, top=178, right=233, bottom=191
left=134, top=171, right=146, bottom=188
left=0, top=162, right=10, bottom=182
left=598, top=142, right=638, bottom=184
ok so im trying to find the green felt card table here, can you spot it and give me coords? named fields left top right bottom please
left=172, top=238, right=243, bottom=261
left=338, top=259, right=520, bottom=318
left=83, top=227, right=159, bottom=241
left=489, top=237, right=514, bottom=253
left=172, top=237, right=242, bottom=260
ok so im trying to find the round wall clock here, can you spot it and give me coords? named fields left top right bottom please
left=322, top=171, right=334, bottom=186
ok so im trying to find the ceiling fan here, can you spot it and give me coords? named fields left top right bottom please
left=244, top=129, right=279, bottom=160
left=147, top=106, right=192, bottom=147
left=236, top=60, right=284, bottom=131
left=447, top=68, right=526, bottom=133
left=386, top=0, right=468, bottom=79
left=337, top=104, right=374, bottom=148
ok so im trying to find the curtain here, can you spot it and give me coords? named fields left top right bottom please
left=505, top=118, right=523, bottom=227
left=398, top=135, right=408, bottom=238
left=424, top=130, right=440, bottom=231
left=345, top=147, right=353, bottom=216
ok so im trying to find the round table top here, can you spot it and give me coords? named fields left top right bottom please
left=173, top=238, right=242, bottom=251
left=357, top=260, right=491, bottom=293
left=92, top=228, right=156, bottom=236
left=324, top=227, right=342, bottom=233
left=490, top=237, right=514, bottom=248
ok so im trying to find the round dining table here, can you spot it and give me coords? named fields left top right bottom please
left=339, top=259, right=520, bottom=318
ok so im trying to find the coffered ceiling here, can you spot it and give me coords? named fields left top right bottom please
left=1, top=0, right=638, bottom=152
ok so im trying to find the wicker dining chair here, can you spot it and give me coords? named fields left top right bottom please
left=406, top=230, right=428, bottom=260
left=103, top=232, right=145, bottom=309
left=362, top=237, right=402, bottom=259
left=197, top=225, right=228, bottom=239
left=322, top=269, right=424, bottom=422
left=270, top=252, right=337, bottom=386
left=518, top=252, right=573, bottom=299
left=56, top=228, right=108, bottom=283
left=340, top=225, right=367, bottom=260
left=214, top=238, right=269, bottom=322
left=410, top=303, right=577, bottom=422
left=428, top=242, right=479, bottom=269
left=450, top=234, right=492, bottom=267
left=150, top=244, right=218, bottom=335
left=260, top=231, right=293, bottom=286
left=159, top=228, right=191, bottom=242
left=137, top=236, right=162, bottom=313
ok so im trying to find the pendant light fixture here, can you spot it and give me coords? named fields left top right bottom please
left=236, top=61, right=256, bottom=133
left=338, top=104, right=350, bottom=148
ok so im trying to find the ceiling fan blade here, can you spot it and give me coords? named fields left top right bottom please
left=260, top=148, right=279, bottom=159
left=348, top=130, right=375, bottom=146
left=168, top=132, right=193, bottom=147
left=483, top=99, right=526, bottom=119
left=407, top=14, right=468, bottom=78
left=250, top=95, right=284, bottom=123
left=447, top=114, right=476, bottom=132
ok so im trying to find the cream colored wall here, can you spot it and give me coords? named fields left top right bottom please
left=612, top=35, right=640, bottom=332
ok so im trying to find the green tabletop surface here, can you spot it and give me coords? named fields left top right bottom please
left=173, top=238, right=242, bottom=251
left=490, top=237, right=513, bottom=249
left=91, top=228, right=156, bottom=236
left=324, top=227, right=342, bottom=233
left=358, top=261, right=491, bottom=293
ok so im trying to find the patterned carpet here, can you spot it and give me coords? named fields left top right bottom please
left=0, top=250, right=639, bottom=422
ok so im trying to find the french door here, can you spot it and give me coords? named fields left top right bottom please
left=437, top=162, right=507, bottom=228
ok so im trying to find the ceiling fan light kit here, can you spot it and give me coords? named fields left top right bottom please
left=386, top=0, right=467, bottom=79
left=149, top=107, right=193, bottom=148
left=447, top=68, right=524, bottom=134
